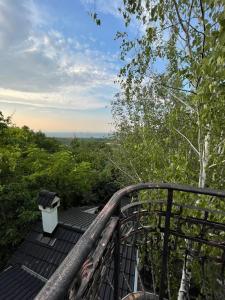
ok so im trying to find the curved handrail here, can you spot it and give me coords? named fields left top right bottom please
left=35, top=183, right=225, bottom=300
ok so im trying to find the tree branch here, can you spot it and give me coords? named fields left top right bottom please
left=174, top=128, right=200, bottom=156
left=187, top=0, right=194, bottom=32
left=160, top=83, right=197, bottom=95
left=171, top=93, right=197, bottom=113
left=208, top=160, right=225, bottom=169
left=172, top=0, right=193, bottom=58
left=188, top=23, right=205, bottom=36
left=129, top=159, right=142, bottom=182
left=196, top=0, right=206, bottom=89
left=108, top=157, right=137, bottom=182
left=199, top=0, right=206, bottom=59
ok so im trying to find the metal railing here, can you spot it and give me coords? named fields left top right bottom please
left=35, top=183, right=225, bottom=300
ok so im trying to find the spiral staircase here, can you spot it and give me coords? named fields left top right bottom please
left=35, top=183, right=225, bottom=300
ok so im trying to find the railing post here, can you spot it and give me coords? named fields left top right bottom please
left=159, top=188, right=173, bottom=300
left=114, top=204, right=121, bottom=300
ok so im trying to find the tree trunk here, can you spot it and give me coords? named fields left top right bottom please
left=199, top=131, right=210, bottom=188
left=178, top=130, right=210, bottom=299
left=177, top=243, right=192, bottom=300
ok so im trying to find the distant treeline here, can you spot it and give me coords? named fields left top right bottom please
left=55, top=137, right=110, bottom=146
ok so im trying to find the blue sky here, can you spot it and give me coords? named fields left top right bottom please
left=0, top=0, right=135, bottom=132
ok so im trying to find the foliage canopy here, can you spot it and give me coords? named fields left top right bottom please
left=0, top=114, right=118, bottom=268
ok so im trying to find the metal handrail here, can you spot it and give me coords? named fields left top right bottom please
left=35, top=183, right=225, bottom=300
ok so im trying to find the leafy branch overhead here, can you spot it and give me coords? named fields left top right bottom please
left=90, top=12, right=101, bottom=26
left=109, top=1, right=225, bottom=298
left=111, top=0, right=225, bottom=189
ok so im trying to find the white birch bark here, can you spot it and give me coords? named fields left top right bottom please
left=198, top=131, right=210, bottom=188
left=178, top=124, right=210, bottom=299
left=178, top=261, right=191, bottom=300
left=178, top=238, right=193, bottom=300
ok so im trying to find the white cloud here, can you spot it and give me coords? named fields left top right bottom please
left=0, top=87, right=107, bottom=110
left=0, top=0, right=31, bottom=49
left=0, top=0, right=118, bottom=110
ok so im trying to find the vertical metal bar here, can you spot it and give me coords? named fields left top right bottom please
left=159, top=189, right=173, bottom=300
left=114, top=204, right=120, bottom=300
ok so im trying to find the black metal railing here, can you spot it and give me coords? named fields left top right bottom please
left=35, top=183, right=225, bottom=300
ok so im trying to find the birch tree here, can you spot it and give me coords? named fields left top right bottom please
left=114, top=0, right=225, bottom=189
left=110, top=0, right=225, bottom=298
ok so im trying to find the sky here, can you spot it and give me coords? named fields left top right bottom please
left=0, top=0, right=135, bottom=133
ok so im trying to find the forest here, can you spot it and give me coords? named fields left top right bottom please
left=0, top=112, right=119, bottom=268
